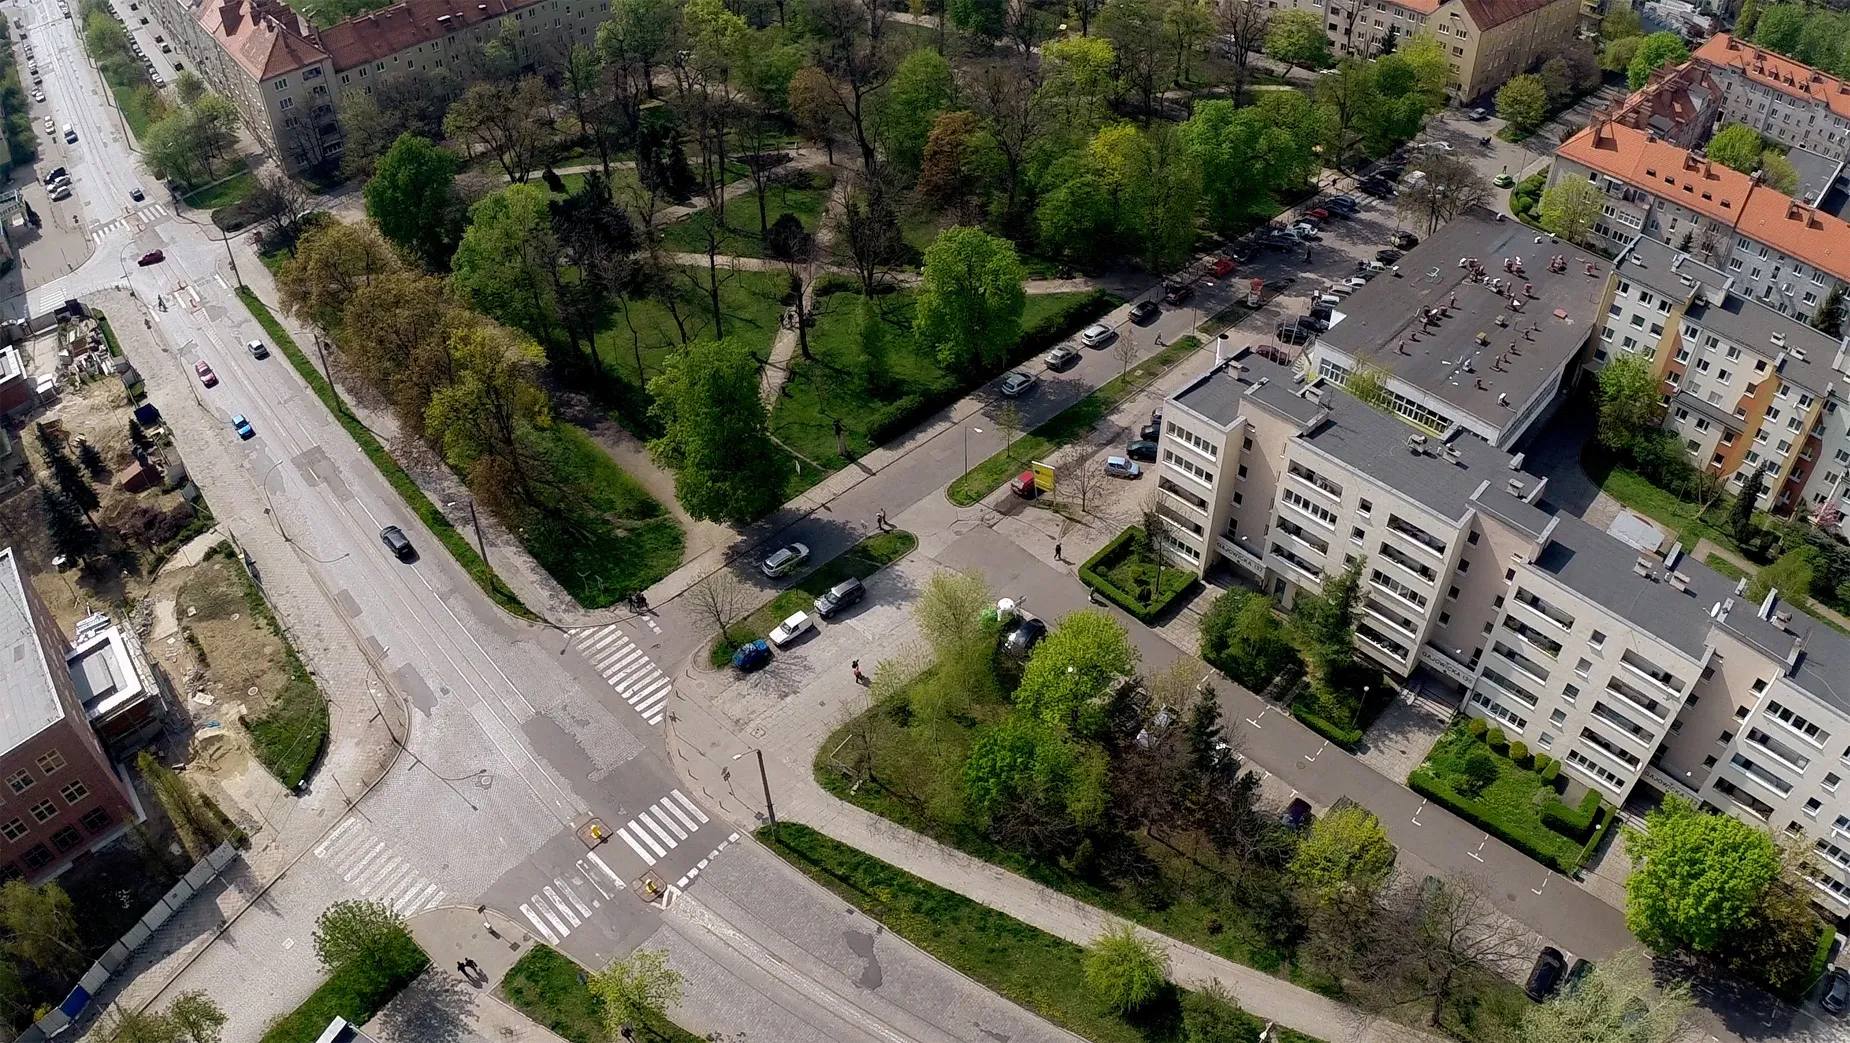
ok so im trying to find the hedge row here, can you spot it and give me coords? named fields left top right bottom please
left=866, top=291, right=1120, bottom=446
left=1407, top=767, right=1582, bottom=874
left=1077, top=526, right=1199, bottom=623
left=1578, top=801, right=1621, bottom=868
left=1292, top=705, right=1364, bottom=749
left=1540, top=788, right=1604, bottom=844
left=1786, top=922, right=1839, bottom=1003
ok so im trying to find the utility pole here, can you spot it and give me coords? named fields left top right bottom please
left=314, top=333, right=342, bottom=415
left=221, top=226, right=242, bottom=288
left=734, top=749, right=777, bottom=839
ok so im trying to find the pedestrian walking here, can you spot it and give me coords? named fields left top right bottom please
left=852, top=660, right=866, bottom=684
left=465, top=958, right=480, bottom=973
left=875, top=508, right=887, bottom=531
left=457, top=961, right=469, bottom=976
left=1053, top=542, right=1063, bottom=562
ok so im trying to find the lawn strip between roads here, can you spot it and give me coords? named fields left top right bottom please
left=499, top=945, right=706, bottom=1043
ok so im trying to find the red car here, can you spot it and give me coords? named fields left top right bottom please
left=1211, top=257, right=1237, bottom=278
left=137, top=250, right=164, bottom=266
left=194, top=360, right=216, bottom=387
left=1306, top=207, right=1331, bottom=221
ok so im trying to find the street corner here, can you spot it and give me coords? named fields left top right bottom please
left=405, top=904, right=534, bottom=984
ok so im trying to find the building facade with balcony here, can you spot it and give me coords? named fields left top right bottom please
left=1692, top=33, right=1850, bottom=166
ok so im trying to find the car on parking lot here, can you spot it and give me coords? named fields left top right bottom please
left=247, top=339, right=269, bottom=359
left=1525, top=948, right=1566, bottom=1001
left=48, top=185, right=70, bottom=202
left=43, top=167, right=66, bottom=185
left=1276, top=323, right=1311, bottom=346
left=380, top=525, right=415, bottom=561
left=1822, top=968, right=1850, bottom=1014
left=1291, top=224, right=1321, bottom=241
left=1129, top=300, right=1160, bottom=324
left=1080, top=322, right=1117, bottom=347
left=999, top=370, right=1037, bottom=396
left=194, top=361, right=217, bottom=387
left=1493, top=172, right=1514, bottom=188
left=768, top=610, right=815, bottom=647
left=1104, top=456, right=1141, bottom=479
left=30, top=89, right=43, bottom=103
left=1329, top=194, right=1360, bottom=209
left=1126, top=439, right=1158, bottom=462
left=1358, top=181, right=1393, bottom=197
left=1390, top=231, right=1419, bottom=249
left=814, top=577, right=866, bottom=619
left=1375, top=165, right=1404, bottom=180
left=1258, top=233, right=1296, bottom=249
left=1254, top=344, right=1292, bottom=364
left=1281, top=798, right=1313, bottom=829
left=1226, top=246, right=1256, bottom=264
left=1002, top=616, right=1047, bottom=658
left=1375, top=249, right=1402, bottom=264
left=137, top=250, right=164, bottom=266
left=1295, top=314, right=1330, bottom=333
left=1305, top=207, right=1330, bottom=221
left=760, top=542, right=810, bottom=578
left=231, top=414, right=254, bottom=439
left=731, top=639, right=772, bottom=672
left=1364, top=258, right=1394, bottom=272
left=1211, top=257, right=1237, bottom=277
left=1313, top=292, right=1342, bottom=308
left=1469, top=107, right=1490, bottom=121
left=1344, top=275, right=1372, bottom=289
left=1044, top=344, right=1081, bottom=370
left=1421, top=140, right=1455, bottom=152
left=1162, top=282, right=1193, bottom=305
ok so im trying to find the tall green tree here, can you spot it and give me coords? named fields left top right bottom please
left=1735, top=0, right=1761, bottom=37
left=647, top=339, right=792, bottom=523
left=364, top=134, right=466, bottom=273
left=881, top=49, right=956, bottom=174
left=1623, top=795, right=1780, bottom=952
left=1286, top=557, right=1361, bottom=684
left=0, top=880, right=85, bottom=979
left=1749, top=547, right=1820, bottom=608
left=422, top=324, right=552, bottom=506
left=1593, top=349, right=1661, bottom=451
left=1288, top=803, right=1396, bottom=913
left=166, top=992, right=229, bottom=1043
left=1731, top=465, right=1767, bottom=546
left=1705, top=123, right=1764, bottom=173
left=1752, top=3, right=1807, bottom=53
left=1495, top=74, right=1549, bottom=135
left=448, top=184, right=563, bottom=347
left=1198, top=589, right=1295, bottom=690
left=915, top=570, right=999, bottom=715
left=1264, top=10, right=1330, bottom=76
left=913, top=226, right=1028, bottom=370
left=1627, top=32, right=1690, bottom=90
left=1759, top=151, right=1800, bottom=194
left=962, top=715, right=1105, bottom=827
left=1013, top=610, right=1138, bottom=732
left=312, top=899, right=414, bottom=976
left=1101, top=0, right=1165, bottom=114
left=588, top=948, right=684, bottom=1037
left=1083, top=925, right=1169, bottom=1013
left=1086, top=122, right=1201, bottom=271
left=1813, top=284, right=1845, bottom=338
left=1538, top=178, right=1604, bottom=245
left=1517, top=948, right=1690, bottom=1043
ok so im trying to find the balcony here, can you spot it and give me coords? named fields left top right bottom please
left=1591, top=701, right=1655, bottom=747
left=1386, top=514, right=1448, bottom=556
left=1276, top=516, right=1330, bottom=556
left=1579, top=727, right=1642, bottom=770
left=1478, top=667, right=1540, bottom=709
left=1356, top=621, right=1412, bottom=661
left=1619, top=651, right=1686, bottom=698
left=1501, top=615, right=1563, bottom=659
left=1270, top=543, right=1324, bottom=582
left=1509, top=588, right=1575, bottom=631
left=1365, top=598, right=1420, bottom=638
left=1746, top=727, right=1813, bottom=773
left=1378, top=541, right=1438, bottom=583
left=1369, top=569, right=1429, bottom=612
left=1287, top=461, right=1344, bottom=500
left=1492, top=641, right=1550, bottom=686
left=1157, top=476, right=1208, bottom=512
left=1605, top=675, right=1670, bottom=721
left=1216, top=535, right=1265, bottom=575
left=1727, top=752, right=1794, bottom=798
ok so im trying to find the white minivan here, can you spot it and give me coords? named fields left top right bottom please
left=62, top=124, right=76, bottom=143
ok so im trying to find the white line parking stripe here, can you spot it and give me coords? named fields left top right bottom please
left=672, top=790, right=709, bottom=823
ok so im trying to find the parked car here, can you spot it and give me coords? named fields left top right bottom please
left=1305, top=207, right=1330, bottom=221
left=1822, top=968, right=1850, bottom=1014
left=1162, top=282, right=1193, bottom=305
left=1276, top=323, right=1311, bottom=346
left=813, top=577, right=866, bottom=619
left=1296, top=314, right=1330, bottom=333
left=731, top=639, right=772, bottom=672
left=999, top=370, right=1037, bottom=397
left=247, top=339, right=270, bottom=359
left=1105, top=456, right=1141, bottom=479
left=1044, top=344, right=1081, bottom=370
left=1002, top=616, right=1047, bottom=658
left=137, top=250, right=164, bottom=266
left=1375, top=165, right=1404, bottom=181
left=1080, top=322, right=1117, bottom=347
left=768, top=610, right=815, bottom=648
left=1375, top=249, right=1403, bottom=264
left=48, top=185, right=70, bottom=202
left=1422, top=140, right=1455, bottom=152
left=1126, top=439, right=1158, bottom=462
left=1259, top=231, right=1298, bottom=249
left=1327, top=195, right=1360, bottom=211
left=194, top=361, right=217, bottom=387
left=1364, top=259, right=1394, bottom=272
left=1469, top=107, right=1490, bottom=121
left=1524, top=947, right=1567, bottom=1001
left=1254, top=343, right=1292, bottom=364
left=379, top=525, right=415, bottom=561
left=231, top=414, right=254, bottom=440
left=1291, top=224, right=1322, bottom=241
left=1211, top=257, right=1237, bottom=278
left=1281, top=798, right=1313, bottom=829
left=1344, top=276, right=1372, bottom=290
left=1358, top=180, right=1393, bottom=198
left=1390, top=231, right=1420, bottom=249
left=760, top=542, right=810, bottom=578
left=1129, top=300, right=1160, bottom=324
left=1313, top=292, right=1342, bottom=308
left=129, top=185, right=144, bottom=201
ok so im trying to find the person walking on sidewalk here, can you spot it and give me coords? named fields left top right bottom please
left=852, top=660, right=866, bottom=684
left=1053, top=542, right=1063, bottom=563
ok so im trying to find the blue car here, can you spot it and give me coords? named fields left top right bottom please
left=731, top=639, right=771, bottom=672
left=231, top=413, right=254, bottom=440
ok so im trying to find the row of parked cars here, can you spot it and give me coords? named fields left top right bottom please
left=731, top=544, right=873, bottom=670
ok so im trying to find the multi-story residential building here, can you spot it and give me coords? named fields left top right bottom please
left=1255, top=0, right=1580, bottom=99
left=0, top=548, right=142, bottom=883
left=1306, top=207, right=1609, bottom=450
left=1604, top=59, right=1724, bottom=151
left=152, top=0, right=608, bottom=173
left=1552, top=116, right=1850, bottom=316
left=1693, top=33, right=1850, bottom=164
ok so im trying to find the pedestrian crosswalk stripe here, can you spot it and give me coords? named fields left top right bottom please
left=315, top=816, right=445, bottom=914
left=572, top=624, right=672, bottom=725
left=650, top=807, right=689, bottom=842
left=521, top=904, right=558, bottom=945
left=617, top=826, right=656, bottom=865
left=672, top=790, right=709, bottom=824
left=639, top=812, right=677, bottom=847
left=624, top=823, right=666, bottom=859
left=557, top=879, right=594, bottom=918
left=661, top=800, right=698, bottom=834
left=534, top=899, right=569, bottom=940
left=543, top=886, right=582, bottom=928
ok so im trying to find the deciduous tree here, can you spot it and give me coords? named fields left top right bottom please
left=1263, top=10, right=1329, bottom=76
left=0, top=880, right=84, bottom=979
left=588, top=948, right=684, bottom=1037
left=1395, top=154, right=1487, bottom=235
left=1750, top=547, right=1819, bottom=608
left=1199, top=589, right=1295, bottom=690
left=1626, top=32, right=1689, bottom=90
left=647, top=339, right=792, bottom=523
left=1516, top=947, right=1690, bottom=1043
left=1381, top=876, right=1530, bottom=1027
left=881, top=48, right=956, bottom=174
left=963, top=715, right=1105, bottom=831
left=443, top=77, right=553, bottom=182
left=1286, top=557, right=1361, bottom=684
left=1538, top=177, right=1603, bottom=245
left=365, top=134, right=466, bottom=273
left=448, top=184, right=563, bottom=347
left=1495, top=74, right=1548, bottom=135
left=913, top=225, right=1027, bottom=369
left=1083, top=925, right=1169, bottom=1013
left=1759, top=151, right=1800, bottom=194
left=1593, top=349, right=1660, bottom=450
left=278, top=219, right=404, bottom=329
left=1217, top=0, right=1269, bottom=105
left=1623, top=794, right=1780, bottom=952
left=312, top=899, right=414, bottom=977
left=1101, top=0, right=1164, bottom=114
left=1705, top=123, right=1763, bottom=173
left=423, top=323, right=552, bottom=505
left=1288, top=803, right=1395, bottom=913
left=1014, top=610, right=1138, bottom=732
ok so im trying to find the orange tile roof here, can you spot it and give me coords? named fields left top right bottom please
left=1557, top=119, right=1850, bottom=280
left=1694, top=33, right=1850, bottom=123
left=1459, top=0, right=1564, bottom=29
left=317, top=0, right=542, bottom=71
left=197, top=0, right=326, bottom=81
left=1387, top=0, right=1442, bottom=16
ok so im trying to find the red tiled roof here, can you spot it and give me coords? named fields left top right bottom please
left=317, top=0, right=540, bottom=71
left=1459, top=0, right=1564, bottom=30
left=198, top=0, right=326, bottom=81
left=1557, top=119, right=1850, bottom=280
left=1694, top=33, right=1850, bottom=123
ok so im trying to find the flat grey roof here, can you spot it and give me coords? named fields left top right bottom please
left=1318, top=208, right=1608, bottom=435
left=1471, top=484, right=1553, bottom=538
left=1614, top=235, right=1728, bottom=299
left=1672, top=389, right=1740, bottom=429
left=0, top=548, right=66, bottom=755
left=1682, top=293, right=1842, bottom=396
left=1533, top=513, right=1725, bottom=660
left=1787, top=146, right=1841, bottom=207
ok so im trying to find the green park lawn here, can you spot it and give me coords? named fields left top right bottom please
left=521, top=424, right=684, bottom=610
left=661, top=168, right=834, bottom=259
left=594, top=269, right=791, bottom=389
left=499, top=945, right=704, bottom=1043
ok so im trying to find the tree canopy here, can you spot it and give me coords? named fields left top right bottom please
left=1013, top=610, right=1138, bottom=732
left=364, top=133, right=466, bottom=272
left=647, top=339, right=792, bottom=523
left=1623, top=795, right=1781, bottom=952
left=913, top=225, right=1028, bottom=370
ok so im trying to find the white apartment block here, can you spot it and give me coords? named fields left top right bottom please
left=1693, top=34, right=1850, bottom=165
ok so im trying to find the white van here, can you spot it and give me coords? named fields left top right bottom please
left=62, top=125, right=76, bottom=143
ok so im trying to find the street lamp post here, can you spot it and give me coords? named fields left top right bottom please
left=446, top=497, right=492, bottom=588
left=732, top=749, right=776, bottom=839
left=964, top=426, right=984, bottom=478
left=221, top=225, right=242, bottom=288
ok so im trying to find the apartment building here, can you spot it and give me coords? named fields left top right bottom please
left=1254, top=0, right=1579, bottom=99
left=153, top=0, right=607, bottom=173
left=1604, top=59, right=1724, bottom=151
left=1306, top=207, right=1608, bottom=450
left=1693, top=33, right=1850, bottom=165
left=1552, top=117, right=1850, bottom=317
left=0, top=549, right=141, bottom=883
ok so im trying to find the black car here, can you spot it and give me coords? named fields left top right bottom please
left=1376, top=165, right=1405, bottom=181
left=1525, top=947, right=1567, bottom=1001
left=1391, top=231, right=1420, bottom=249
left=1375, top=249, right=1403, bottom=264
left=813, top=577, right=866, bottom=619
left=1126, top=439, right=1158, bottom=462
left=1259, top=232, right=1298, bottom=249
left=1359, top=181, right=1394, bottom=198
left=1130, top=300, right=1161, bottom=324
left=1002, top=616, right=1047, bottom=658
left=1295, top=314, right=1330, bottom=333
left=1163, top=282, right=1194, bottom=305
left=1276, top=323, right=1311, bottom=346
left=380, top=525, right=415, bottom=561
left=1226, top=246, right=1256, bottom=264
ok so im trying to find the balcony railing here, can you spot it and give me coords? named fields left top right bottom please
left=1510, top=588, right=1576, bottom=631
left=1619, top=652, right=1686, bottom=698
left=1356, top=622, right=1411, bottom=660
left=1728, top=752, right=1794, bottom=798
left=1478, top=667, right=1540, bottom=708
left=1501, top=615, right=1563, bottom=659
left=1493, top=641, right=1550, bottom=686
left=1591, top=701, right=1655, bottom=746
left=1287, top=461, right=1343, bottom=499
left=1386, top=514, right=1448, bottom=556
left=1378, top=541, right=1437, bottom=583
left=1276, top=516, right=1330, bottom=556
left=1579, top=727, right=1642, bottom=769
left=1746, top=727, right=1813, bottom=774
left=1605, top=675, right=1670, bottom=721
left=1270, top=543, right=1323, bottom=582
left=1365, top=598, right=1420, bottom=638
left=1157, top=476, right=1208, bottom=512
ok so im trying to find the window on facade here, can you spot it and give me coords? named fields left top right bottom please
left=20, top=845, right=51, bottom=871
left=33, top=752, right=63, bottom=776
left=27, top=801, right=54, bottom=824
left=6, top=773, right=32, bottom=796
left=0, top=820, right=25, bottom=842
left=79, top=807, right=109, bottom=834
left=49, top=827, right=79, bottom=853
left=57, top=782, right=85, bottom=805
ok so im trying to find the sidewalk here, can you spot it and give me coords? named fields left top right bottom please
left=366, top=906, right=565, bottom=1043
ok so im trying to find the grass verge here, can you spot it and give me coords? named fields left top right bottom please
left=499, top=945, right=705, bottom=1043
left=236, top=287, right=535, bottom=619
left=1407, top=722, right=1603, bottom=873
left=214, top=542, right=329, bottom=788
left=185, top=169, right=256, bottom=210
left=710, top=530, right=916, bottom=667
left=1705, top=553, right=1746, bottom=582
left=521, top=424, right=684, bottom=609
left=258, top=933, right=429, bottom=1043
left=761, top=823, right=1324, bottom=1043
left=948, top=337, right=1202, bottom=506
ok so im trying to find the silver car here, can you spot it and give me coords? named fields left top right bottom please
left=760, top=542, right=810, bottom=578
left=999, top=371, right=1037, bottom=397
left=1105, top=456, right=1141, bottom=479
left=1079, top=322, right=1117, bottom=348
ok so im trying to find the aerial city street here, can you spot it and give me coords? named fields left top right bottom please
left=2, top=0, right=1850, bottom=1039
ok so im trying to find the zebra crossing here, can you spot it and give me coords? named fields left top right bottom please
left=571, top=624, right=672, bottom=725
left=89, top=203, right=169, bottom=241
left=614, top=789, right=708, bottom=868
left=517, top=851, right=625, bottom=947
left=312, top=815, right=447, bottom=915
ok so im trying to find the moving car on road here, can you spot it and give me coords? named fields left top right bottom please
left=731, top=639, right=772, bottom=672
left=768, top=611, right=815, bottom=648
left=999, top=370, right=1037, bottom=397
left=380, top=525, right=415, bottom=561
left=813, top=577, right=865, bottom=619
left=1079, top=322, right=1117, bottom=347
left=194, top=361, right=217, bottom=387
left=760, top=542, right=810, bottom=578
left=1044, top=345, right=1080, bottom=371
left=137, top=250, right=165, bottom=266
left=247, top=340, right=270, bottom=359
left=1493, top=172, right=1514, bottom=188
left=230, top=414, right=254, bottom=440
left=129, top=185, right=144, bottom=201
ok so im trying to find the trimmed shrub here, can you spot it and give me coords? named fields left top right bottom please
left=1485, top=727, right=1508, bottom=753
left=1408, top=769, right=1580, bottom=873
left=1539, top=758, right=1561, bottom=784
left=1507, top=740, right=1530, bottom=767
left=1079, top=526, right=1199, bottom=623
left=1532, top=754, right=1553, bottom=775
left=1464, top=716, right=1488, bottom=738
left=1459, top=750, right=1499, bottom=796
left=1540, top=788, right=1604, bottom=843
